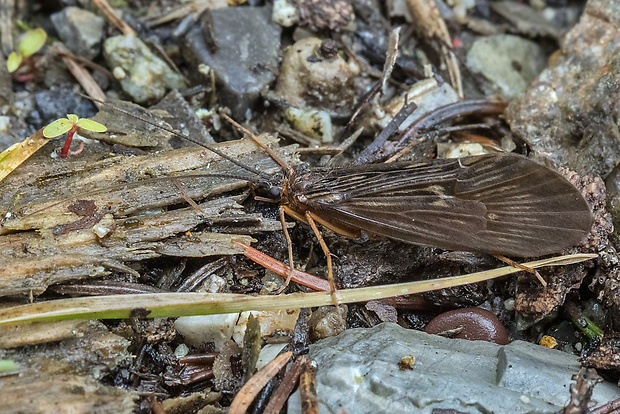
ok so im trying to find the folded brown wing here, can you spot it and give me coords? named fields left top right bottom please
left=297, top=154, right=593, bottom=257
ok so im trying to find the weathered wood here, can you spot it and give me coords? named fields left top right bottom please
left=0, top=137, right=298, bottom=297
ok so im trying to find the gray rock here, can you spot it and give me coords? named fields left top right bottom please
left=466, top=34, right=546, bottom=101
left=182, top=6, right=281, bottom=119
left=151, top=89, right=215, bottom=146
left=33, top=87, right=97, bottom=125
left=605, top=166, right=620, bottom=244
left=288, top=323, right=620, bottom=414
left=51, top=7, right=104, bottom=60
left=103, top=34, right=186, bottom=104
left=505, top=0, right=620, bottom=177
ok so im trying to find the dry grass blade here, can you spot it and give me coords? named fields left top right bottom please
left=0, top=129, right=47, bottom=182
left=0, top=254, right=596, bottom=325
left=405, top=0, right=462, bottom=97
left=92, top=0, right=136, bottom=35
left=55, top=43, right=106, bottom=107
left=229, top=351, right=293, bottom=414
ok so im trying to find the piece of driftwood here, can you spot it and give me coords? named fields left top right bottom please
left=1, top=373, right=136, bottom=414
left=0, top=136, right=298, bottom=297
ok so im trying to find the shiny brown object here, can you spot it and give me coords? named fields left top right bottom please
left=425, top=307, right=510, bottom=345
left=279, top=153, right=593, bottom=258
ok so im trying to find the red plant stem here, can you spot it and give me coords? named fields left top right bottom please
left=234, top=242, right=331, bottom=292
left=15, top=73, right=35, bottom=83
left=60, top=126, right=77, bottom=158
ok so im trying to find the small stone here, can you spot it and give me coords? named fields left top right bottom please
left=256, top=343, right=287, bottom=370
left=174, top=313, right=239, bottom=349
left=183, top=6, right=281, bottom=119
left=437, top=142, right=487, bottom=159
left=283, top=106, right=333, bottom=143
left=272, top=0, right=299, bottom=27
left=33, top=87, right=97, bottom=125
left=0, top=116, right=10, bottom=133
left=466, top=34, right=546, bottom=100
left=91, top=213, right=115, bottom=239
left=233, top=309, right=300, bottom=345
left=51, top=7, right=104, bottom=60
left=112, top=66, right=126, bottom=80
left=275, top=37, right=359, bottom=113
left=103, top=34, right=186, bottom=104
left=174, top=343, right=189, bottom=358
left=151, top=89, right=215, bottom=146
left=308, top=306, right=346, bottom=341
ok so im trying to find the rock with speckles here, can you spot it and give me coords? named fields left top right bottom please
left=103, top=34, right=186, bottom=104
left=287, top=323, right=620, bottom=414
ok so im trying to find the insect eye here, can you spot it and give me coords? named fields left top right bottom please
left=269, top=187, right=281, bottom=199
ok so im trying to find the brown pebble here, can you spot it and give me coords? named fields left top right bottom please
left=425, top=308, right=510, bottom=345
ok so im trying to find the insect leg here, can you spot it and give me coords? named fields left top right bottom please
left=494, top=254, right=547, bottom=287
left=275, top=205, right=296, bottom=293
left=222, top=113, right=294, bottom=176
left=304, top=212, right=344, bottom=326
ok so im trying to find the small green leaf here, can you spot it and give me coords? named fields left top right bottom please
left=43, top=118, right=74, bottom=138
left=18, top=28, right=47, bottom=57
left=7, top=52, right=22, bottom=73
left=0, top=360, right=16, bottom=372
left=67, top=114, right=79, bottom=124
left=76, top=118, right=107, bottom=133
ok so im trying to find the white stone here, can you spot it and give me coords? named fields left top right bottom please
left=174, top=313, right=239, bottom=349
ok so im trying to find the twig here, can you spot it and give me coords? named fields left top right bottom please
left=299, top=359, right=318, bottom=414
left=592, top=397, right=620, bottom=414
left=263, top=357, right=305, bottom=414
left=405, top=0, right=463, bottom=97
left=387, top=100, right=506, bottom=162
left=561, top=368, right=602, bottom=414
left=353, top=100, right=417, bottom=165
left=55, top=43, right=106, bottom=108
left=381, top=27, right=401, bottom=95
left=54, top=48, right=114, bottom=79
left=92, top=0, right=136, bottom=36
left=229, top=351, right=293, bottom=414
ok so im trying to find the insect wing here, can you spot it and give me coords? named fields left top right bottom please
left=295, top=154, right=593, bottom=257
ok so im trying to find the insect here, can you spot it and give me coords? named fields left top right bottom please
left=43, top=99, right=595, bottom=292
left=252, top=143, right=593, bottom=290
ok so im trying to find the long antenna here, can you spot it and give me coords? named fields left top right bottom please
left=221, top=114, right=294, bottom=177
left=79, top=94, right=272, bottom=180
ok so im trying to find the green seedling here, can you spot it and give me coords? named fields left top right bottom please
left=7, top=28, right=47, bottom=75
left=43, top=114, right=107, bottom=158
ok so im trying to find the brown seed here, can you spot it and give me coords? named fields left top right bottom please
left=425, top=308, right=510, bottom=345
